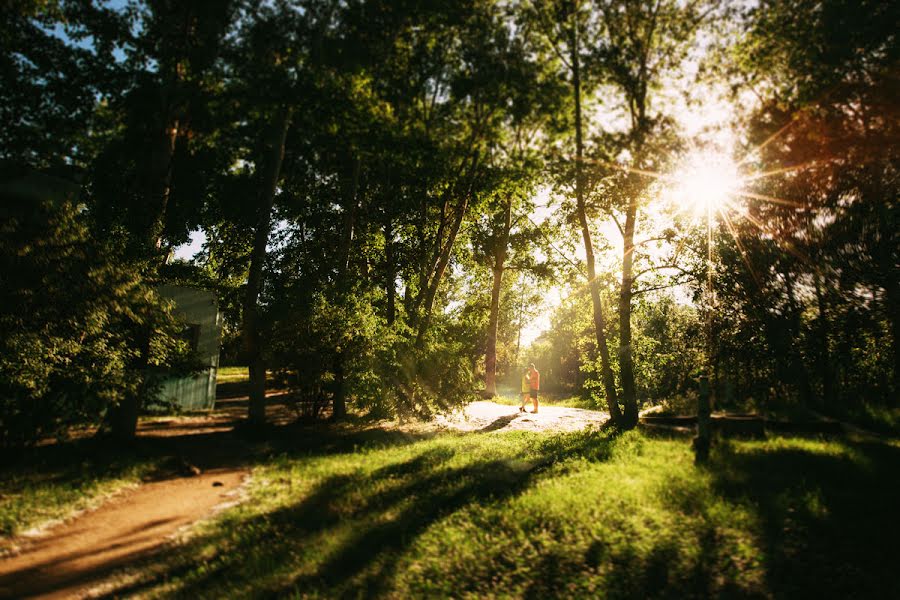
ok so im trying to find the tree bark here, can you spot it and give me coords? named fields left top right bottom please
left=485, top=198, right=512, bottom=396
left=618, top=200, right=639, bottom=428
left=338, top=155, right=361, bottom=278
left=784, top=270, right=813, bottom=407
left=813, top=273, right=835, bottom=410
left=571, top=19, right=621, bottom=424
left=415, top=152, right=479, bottom=348
left=242, top=106, right=293, bottom=427
left=145, top=114, right=179, bottom=257
left=385, top=218, right=396, bottom=326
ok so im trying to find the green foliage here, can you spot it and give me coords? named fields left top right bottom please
left=532, top=290, right=703, bottom=408
left=0, top=177, right=192, bottom=446
left=4, top=0, right=895, bottom=433
left=707, top=0, right=900, bottom=414
left=267, top=285, right=478, bottom=420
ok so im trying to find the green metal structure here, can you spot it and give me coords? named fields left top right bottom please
left=156, top=285, right=222, bottom=411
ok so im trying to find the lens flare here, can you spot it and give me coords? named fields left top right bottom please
left=667, top=153, right=743, bottom=217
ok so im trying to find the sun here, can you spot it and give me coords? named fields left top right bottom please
left=667, top=152, right=743, bottom=217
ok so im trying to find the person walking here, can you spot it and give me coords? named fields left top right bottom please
left=519, top=369, right=530, bottom=413
left=528, top=363, right=540, bottom=414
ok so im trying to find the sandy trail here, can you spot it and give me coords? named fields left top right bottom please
left=435, top=401, right=610, bottom=433
left=0, top=468, right=246, bottom=599
left=0, top=392, right=280, bottom=600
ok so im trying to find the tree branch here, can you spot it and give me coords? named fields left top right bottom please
left=633, top=263, right=697, bottom=281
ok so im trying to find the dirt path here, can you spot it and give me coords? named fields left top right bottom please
left=0, top=468, right=247, bottom=599
left=434, top=401, right=610, bottom=433
left=0, top=391, right=284, bottom=600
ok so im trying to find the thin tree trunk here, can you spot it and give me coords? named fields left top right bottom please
left=415, top=152, right=479, bottom=348
left=784, top=270, right=813, bottom=407
left=515, top=272, right=525, bottom=362
left=618, top=201, right=639, bottom=427
left=813, top=273, right=835, bottom=410
left=385, top=218, right=396, bottom=325
left=571, top=21, right=621, bottom=424
left=242, top=106, right=293, bottom=427
left=146, top=115, right=179, bottom=256
left=339, top=155, right=361, bottom=278
left=485, top=198, right=512, bottom=396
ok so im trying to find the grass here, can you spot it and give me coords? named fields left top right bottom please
left=0, top=440, right=161, bottom=544
left=218, top=366, right=250, bottom=383
left=109, top=426, right=899, bottom=599
left=841, top=402, right=900, bottom=436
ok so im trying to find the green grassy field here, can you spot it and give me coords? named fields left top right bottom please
left=117, top=427, right=899, bottom=599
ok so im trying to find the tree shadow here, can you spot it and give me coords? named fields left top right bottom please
left=478, top=413, right=520, bottom=432
left=101, top=428, right=620, bottom=598
left=621, top=435, right=900, bottom=599
left=702, top=439, right=900, bottom=598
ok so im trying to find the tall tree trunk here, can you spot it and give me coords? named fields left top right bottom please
left=242, top=106, right=293, bottom=427
left=385, top=218, right=396, bottom=326
left=415, top=152, right=479, bottom=348
left=784, top=270, right=813, bottom=406
left=485, top=198, right=512, bottom=396
left=813, top=273, right=835, bottom=410
left=339, top=155, right=361, bottom=278
left=515, top=272, right=526, bottom=362
left=571, top=21, right=621, bottom=424
left=618, top=201, right=639, bottom=427
left=145, top=114, right=179, bottom=257
left=329, top=155, right=361, bottom=420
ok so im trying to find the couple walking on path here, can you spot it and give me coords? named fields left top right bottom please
left=519, top=363, right=540, bottom=414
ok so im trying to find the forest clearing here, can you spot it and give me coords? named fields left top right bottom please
left=3, top=0, right=898, bottom=597
left=1, top=380, right=897, bottom=598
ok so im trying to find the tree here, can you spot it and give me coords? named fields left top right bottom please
left=717, top=0, right=899, bottom=415
left=0, top=167, right=191, bottom=446
left=526, top=0, right=625, bottom=423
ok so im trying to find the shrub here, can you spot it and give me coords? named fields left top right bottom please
left=0, top=178, right=191, bottom=446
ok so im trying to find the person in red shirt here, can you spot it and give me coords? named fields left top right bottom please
left=528, top=363, right=540, bottom=414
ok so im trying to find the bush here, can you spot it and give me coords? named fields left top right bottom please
left=0, top=177, right=191, bottom=446
left=266, top=286, right=477, bottom=421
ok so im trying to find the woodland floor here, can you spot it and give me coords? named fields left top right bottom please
left=2, top=385, right=897, bottom=599
left=0, top=393, right=611, bottom=599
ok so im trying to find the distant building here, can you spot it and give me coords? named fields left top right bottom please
left=156, top=285, right=222, bottom=411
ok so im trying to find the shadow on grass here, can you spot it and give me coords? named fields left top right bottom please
left=625, top=431, right=900, bottom=598
left=702, top=438, right=900, bottom=599
left=519, top=428, right=900, bottom=599
left=100, top=428, right=621, bottom=598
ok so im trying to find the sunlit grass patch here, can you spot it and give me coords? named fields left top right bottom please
left=113, top=428, right=899, bottom=598
left=217, top=366, right=250, bottom=383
